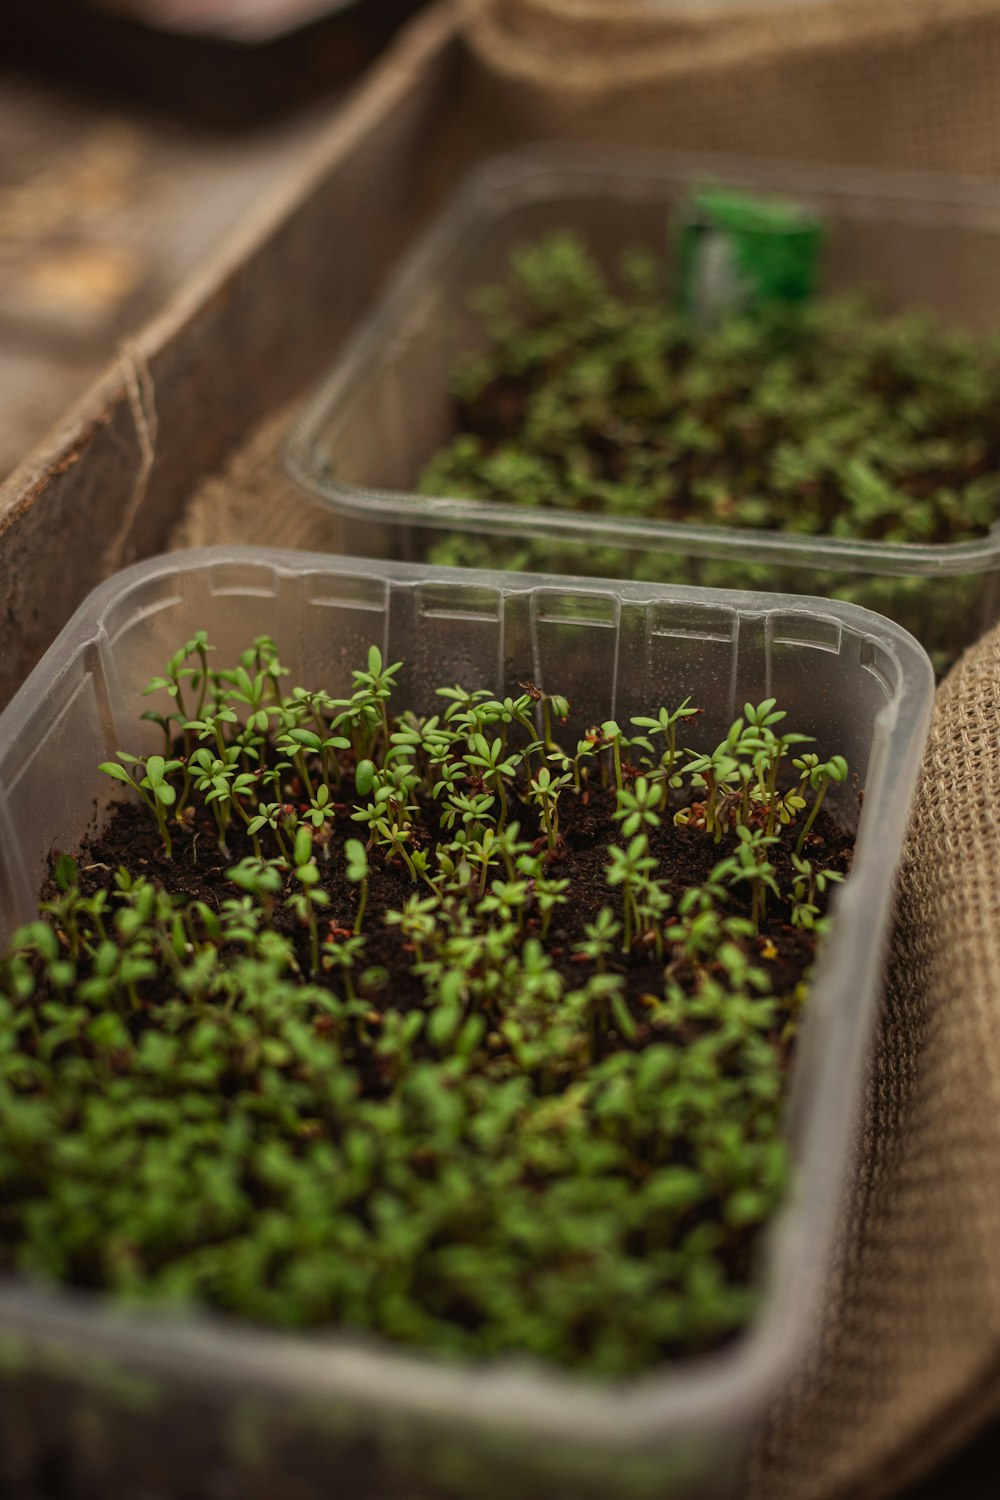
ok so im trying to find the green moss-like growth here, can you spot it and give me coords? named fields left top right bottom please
left=0, top=637, right=851, bottom=1376
left=421, top=230, right=1000, bottom=544
left=417, top=231, right=1000, bottom=669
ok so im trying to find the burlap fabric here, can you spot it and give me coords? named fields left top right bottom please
left=168, top=403, right=347, bottom=555
left=461, top=0, right=1000, bottom=173
left=745, top=625, right=1000, bottom=1498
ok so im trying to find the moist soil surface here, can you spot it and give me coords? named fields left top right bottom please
left=68, top=777, right=853, bottom=1073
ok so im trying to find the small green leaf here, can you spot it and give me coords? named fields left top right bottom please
left=99, top=762, right=133, bottom=785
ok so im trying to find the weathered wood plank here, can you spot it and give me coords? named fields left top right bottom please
left=0, top=0, right=460, bottom=709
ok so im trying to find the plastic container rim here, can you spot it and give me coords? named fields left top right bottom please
left=285, top=143, right=1000, bottom=578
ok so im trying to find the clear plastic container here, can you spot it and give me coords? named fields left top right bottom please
left=285, top=145, right=1000, bottom=669
left=0, top=547, right=934, bottom=1500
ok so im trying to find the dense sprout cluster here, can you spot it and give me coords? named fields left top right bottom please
left=417, top=232, right=999, bottom=670
left=0, top=636, right=850, bottom=1374
left=421, top=230, right=1000, bottom=546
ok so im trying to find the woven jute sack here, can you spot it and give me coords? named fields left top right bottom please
left=460, top=0, right=1000, bottom=174
left=743, top=624, right=1000, bottom=1498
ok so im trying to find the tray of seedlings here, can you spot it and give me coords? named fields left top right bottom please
left=287, top=145, right=1000, bottom=671
left=0, top=549, right=932, bottom=1500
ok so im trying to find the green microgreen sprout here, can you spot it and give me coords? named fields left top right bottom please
left=717, top=826, right=781, bottom=932
left=226, top=856, right=282, bottom=924
left=573, top=907, right=622, bottom=972
left=527, top=765, right=570, bottom=853
left=287, top=826, right=328, bottom=976
left=349, top=645, right=403, bottom=758
left=789, top=853, right=845, bottom=931
left=344, top=838, right=370, bottom=934
left=605, top=834, right=657, bottom=954
left=600, top=720, right=626, bottom=796
left=142, top=631, right=214, bottom=755
left=794, top=754, right=850, bottom=856
left=463, top=733, right=521, bottom=833
left=99, top=752, right=181, bottom=857
left=630, top=700, right=700, bottom=805
left=246, top=799, right=293, bottom=862
left=613, top=775, right=661, bottom=838
left=680, top=741, right=739, bottom=842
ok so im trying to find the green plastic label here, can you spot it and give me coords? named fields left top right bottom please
left=677, top=185, right=825, bottom=323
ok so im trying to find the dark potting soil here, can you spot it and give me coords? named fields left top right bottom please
left=68, top=778, right=852, bottom=1078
